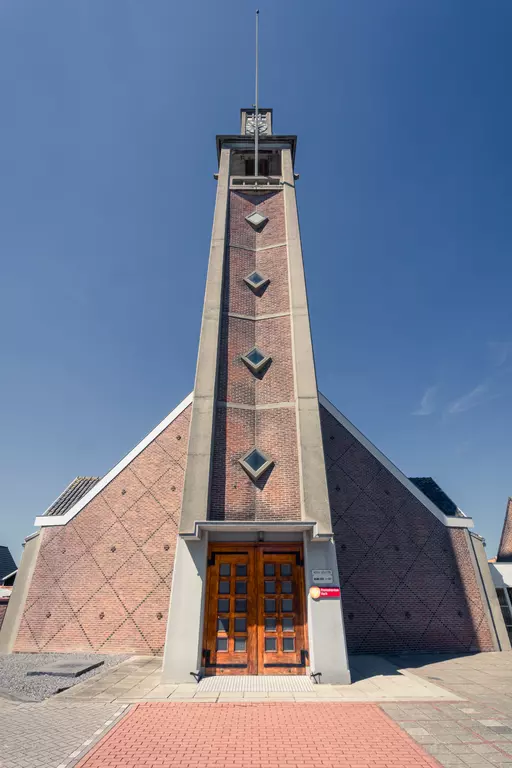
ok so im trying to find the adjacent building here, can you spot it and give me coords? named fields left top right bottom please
left=489, top=499, right=512, bottom=643
left=0, top=546, right=17, bottom=631
left=0, top=108, right=509, bottom=680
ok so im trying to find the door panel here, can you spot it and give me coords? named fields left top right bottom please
left=203, top=544, right=307, bottom=676
left=203, top=549, right=257, bottom=674
left=257, top=550, right=307, bottom=674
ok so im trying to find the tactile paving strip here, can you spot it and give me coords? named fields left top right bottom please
left=197, top=675, right=314, bottom=692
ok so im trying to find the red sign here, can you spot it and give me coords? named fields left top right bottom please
left=310, top=586, right=341, bottom=599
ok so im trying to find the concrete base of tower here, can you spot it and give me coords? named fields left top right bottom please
left=161, top=534, right=209, bottom=684
left=303, top=534, right=351, bottom=685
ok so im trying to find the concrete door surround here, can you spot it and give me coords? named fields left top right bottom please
left=162, top=529, right=351, bottom=685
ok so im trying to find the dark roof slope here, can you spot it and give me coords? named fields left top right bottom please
left=409, top=477, right=460, bottom=517
left=44, top=476, right=100, bottom=517
left=0, top=546, right=17, bottom=580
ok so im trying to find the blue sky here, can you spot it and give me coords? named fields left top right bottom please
left=0, top=0, right=511, bottom=562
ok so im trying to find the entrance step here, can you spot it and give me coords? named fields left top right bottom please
left=197, top=675, right=314, bottom=693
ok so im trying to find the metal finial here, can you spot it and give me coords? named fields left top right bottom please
left=255, top=9, right=259, bottom=177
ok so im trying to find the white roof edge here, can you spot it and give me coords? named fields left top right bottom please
left=1, top=569, right=18, bottom=581
left=35, top=392, right=194, bottom=528
left=318, top=392, right=473, bottom=530
left=489, top=562, right=512, bottom=588
left=24, top=531, right=40, bottom=543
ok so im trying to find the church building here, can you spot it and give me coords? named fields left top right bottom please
left=1, top=108, right=509, bottom=682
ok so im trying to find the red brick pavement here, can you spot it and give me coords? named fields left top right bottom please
left=75, top=702, right=441, bottom=768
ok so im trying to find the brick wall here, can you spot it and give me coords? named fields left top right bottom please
left=497, top=498, right=512, bottom=561
left=223, top=245, right=289, bottom=317
left=209, top=188, right=301, bottom=522
left=14, top=405, right=190, bottom=654
left=320, top=405, right=495, bottom=653
left=217, top=315, right=294, bottom=406
left=210, top=406, right=301, bottom=521
left=228, top=191, right=286, bottom=251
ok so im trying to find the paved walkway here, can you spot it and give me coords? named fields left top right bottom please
left=393, top=651, right=512, bottom=713
left=383, top=701, right=512, bottom=768
left=74, top=702, right=439, bottom=768
left=60, top=654, right=459, bottom=702
left=4, top=652, right=512, bottom=767
left=0, top=699, right=126, bottom=768
left=380, top=652, right=512, bottom=767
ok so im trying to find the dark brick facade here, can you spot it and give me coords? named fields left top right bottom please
left=210, top=406, right=301, bottom=521
left=217, top=315, right=294, bottom=406
left=321, top=404, right=494, bottom=653
left=15, top=405, right=191, bottom=654
left=210, top=188, right=301, bottom=521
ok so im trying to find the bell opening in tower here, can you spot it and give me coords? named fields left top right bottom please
left=230, top=149, right=282, bottom=178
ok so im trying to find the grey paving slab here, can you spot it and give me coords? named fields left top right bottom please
left=381, top=653, right=512, bottom=768
left=0, top=699, right=128, bottom=768
left=27, top=659, right=104, bottom=678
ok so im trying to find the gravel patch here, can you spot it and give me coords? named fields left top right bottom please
left=0, top=652, right=128, bottom=701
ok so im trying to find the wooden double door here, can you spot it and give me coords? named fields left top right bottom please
left=203, top=543, right=308, bottom=675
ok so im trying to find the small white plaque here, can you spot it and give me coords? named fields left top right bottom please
left=311, top=569, right=333, bottom=584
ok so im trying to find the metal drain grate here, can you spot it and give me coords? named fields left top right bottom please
left=197, top=676, right=314, bottom=693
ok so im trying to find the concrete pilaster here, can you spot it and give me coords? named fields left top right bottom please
left=469, top=532, right=511, bottom=651
left=282, top=150, right=332, bottom=538
left=178, top=148, right=230, bottom=535
left=281, top=149, right=350, bottom=682
left=0, top=532, right=41, bottom=653
left=161, top=534, right=209, bottom=683
left=162, top=149, right=231, bottom=682
left=303, top=534, right=351, bottom=684
left=280, top=150, right=350, bottom=682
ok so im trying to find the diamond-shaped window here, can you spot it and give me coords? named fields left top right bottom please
left=245, top=211, right=269, bottom=231
left=239, top=448, right=274, bottom=481
left=241, top=346, right=271, bottom=374
left=243, top=270, right=270, bottom=293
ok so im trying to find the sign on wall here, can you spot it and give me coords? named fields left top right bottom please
left=309, top=586, right=341, bottom=599
left=311, top=569, right=333, bottom=584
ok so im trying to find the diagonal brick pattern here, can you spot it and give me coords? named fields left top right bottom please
left=321, top=405, right=494, bottom=654
left=75, top=702, right=440, bottom=768
left=15, top=405, right=191, bottom=655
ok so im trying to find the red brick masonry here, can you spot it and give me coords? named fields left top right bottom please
left=497, top=497, right=512, bottom=561
left=15, top=395, right=494, bottom=656
left=210, top=188, right=301, bottom=521
left=76, top=702, right=440, bottom=768
left=321, top=404, right=494, bottom=653
left=15, top=405, right=191, bottom=654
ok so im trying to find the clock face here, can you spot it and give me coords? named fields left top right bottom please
left=246, top=114, right=267, bottom=136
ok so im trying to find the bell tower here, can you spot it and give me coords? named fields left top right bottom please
left=162, top=108, right=351, bottom=683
